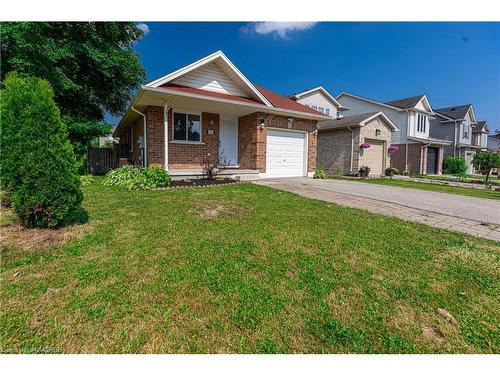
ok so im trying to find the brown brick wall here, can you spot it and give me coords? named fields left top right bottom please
left=390, top=143, right=444, bottom=175
left=238, top=112, right=262, bottom=170
left=122, top=107, right=318, bottom=173
left=317, top=128, right=358, bottom=175
left=145, top=106, right=165, bottom=167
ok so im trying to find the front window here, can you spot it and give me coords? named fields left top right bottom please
left=311, top=105, right=318, bottom=111
left=173, top=112, right=201, bottom=142
left=325, top=108, right=330, bottom=116
left=462, top=122, right=469, bottom=139
left=318, top=107, right=325, bottom=113
left=416, top=113, right=427, bottom=133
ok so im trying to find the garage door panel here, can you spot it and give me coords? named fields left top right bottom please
left=362, top=142, right=384, bottom=175
left=266, top=129, right=306, bottom=178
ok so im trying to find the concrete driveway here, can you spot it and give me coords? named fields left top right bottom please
left=254, top=177, right=500, bottom=241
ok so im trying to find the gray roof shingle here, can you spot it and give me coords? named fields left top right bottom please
left=319, top=112, right=380, bottom=130
left=385, top=95, right=425, bottom=109
left=434, top=104, right=472, bottom=120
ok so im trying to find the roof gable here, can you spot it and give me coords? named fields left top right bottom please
left=146, top=51, right=272, bottom=107
left=337, top=92, right=432, bottom=114
left=319, top=111, right=398, bottom=131
left=290, top=86, right=344, bottom=108
left=385, top=95, right=432, bottom=112
left=435, top=104, right=473, bottom=121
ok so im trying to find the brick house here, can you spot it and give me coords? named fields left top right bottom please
left=336, top=93, right=452, bottom=175
left=317, top=111, right=398, bottom=176
left=114, top=51, right=330, bottom=179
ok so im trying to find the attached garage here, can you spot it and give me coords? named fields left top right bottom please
left=265, top=129, right=307, bottom=178
left=362, top=140, right=385, bottom=176
left=317, top=111, right=397, bottom=177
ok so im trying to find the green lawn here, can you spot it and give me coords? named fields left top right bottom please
left=331, top=177, right=500, bottom=200
left=1, top=179, right=499, bottom=353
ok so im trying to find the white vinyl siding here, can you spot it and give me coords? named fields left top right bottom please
left=295, top=91, right=338, bottom=118
left=172, top=62, right=248, bottom=97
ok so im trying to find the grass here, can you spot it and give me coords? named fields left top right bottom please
left=1, top=178, right=499, bottom=353
left=329, top=176, right=500, bottom=200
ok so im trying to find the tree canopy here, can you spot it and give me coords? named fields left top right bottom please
left=1, top=22, right=146, bottom=121
left=472, top=151, right=500, bottom=183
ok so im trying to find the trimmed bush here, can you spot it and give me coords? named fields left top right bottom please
left=103, top=165, right=171, bottom=190
left=385, top=167, right=399, bottom=177
left=313, top=164, right=327, bottom=179
left=0, top=73, right=83, bottom=228
left=443, top=156, right=467, bottom=177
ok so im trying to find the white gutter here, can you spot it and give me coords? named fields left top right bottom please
left=405, top=114, right=410, bottom=172
left=131, top=106, right=147, bottom=167
left=347, top=126, right=354, bottom=173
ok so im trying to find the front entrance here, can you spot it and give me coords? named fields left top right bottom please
left=219, top=118, right=238, bottom=166
left=426, top=147, right=439, bottom=175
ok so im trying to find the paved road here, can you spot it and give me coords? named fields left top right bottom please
left=255, top=177, right=500, bottom=225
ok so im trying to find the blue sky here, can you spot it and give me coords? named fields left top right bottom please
left=108, top=22, right=500, bottom=131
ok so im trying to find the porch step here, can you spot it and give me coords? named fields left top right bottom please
left=169, top=168, right=260, bottom=181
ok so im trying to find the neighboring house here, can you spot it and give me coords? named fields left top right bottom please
left=98, top=132, right=119, bottom=148
left=114, top=51, right=330, bottom=179
left=431, top=104, right=488, bottom=174
left=289, top=86, right=347, bottom=119
left=317, top=111, right=398, bottom=176
left=488, top=132, right=500, bottom=152
left=336, top=93, right=452, bottom=175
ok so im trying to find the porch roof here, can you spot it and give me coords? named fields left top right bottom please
left=116, top=84, right=331, bottom=134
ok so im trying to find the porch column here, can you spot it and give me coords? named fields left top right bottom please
left=164, top=102, right=169, bottom=170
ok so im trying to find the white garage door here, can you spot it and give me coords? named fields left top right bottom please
left=266, top=129, right=306, bottom=178
left=362, top=141, right=384, bottom=175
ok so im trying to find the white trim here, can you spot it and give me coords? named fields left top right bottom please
left=141, top=86, right=331, bottom=121
left=145, top=50, right=273, bottom=108
left=359, top=111, right=399, bottom=131
left=292, top=86, right=344, bottom=108
left=172, top=109, right=203, bottom=144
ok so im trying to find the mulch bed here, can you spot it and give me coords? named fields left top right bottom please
left=166, top=178, right=240, bottom=189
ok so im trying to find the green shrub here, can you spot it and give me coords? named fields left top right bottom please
left=0, top=73, right=83, bottom=228
left=80, top=175, right=95, bottom=186
left=385, top=167, right=399, bottom=177
left=443, top=156, right=467, bottom=177
left=103, top=165, right=171, bottom=190
left=313, top=164, right=327, bottom=179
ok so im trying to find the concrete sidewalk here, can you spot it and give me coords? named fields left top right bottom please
left=255, top=178, right=500, bottom=242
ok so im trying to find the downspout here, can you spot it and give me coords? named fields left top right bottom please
left=131, top=106, right=147, bottom=167
left=347, top=126, right=354, bottom=173
left=163, top=102, right=169, bottom=170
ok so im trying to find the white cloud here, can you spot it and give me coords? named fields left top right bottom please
left=244, top=22, right=317, bottom=39
left=136, top=23, right=150, bottom=35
